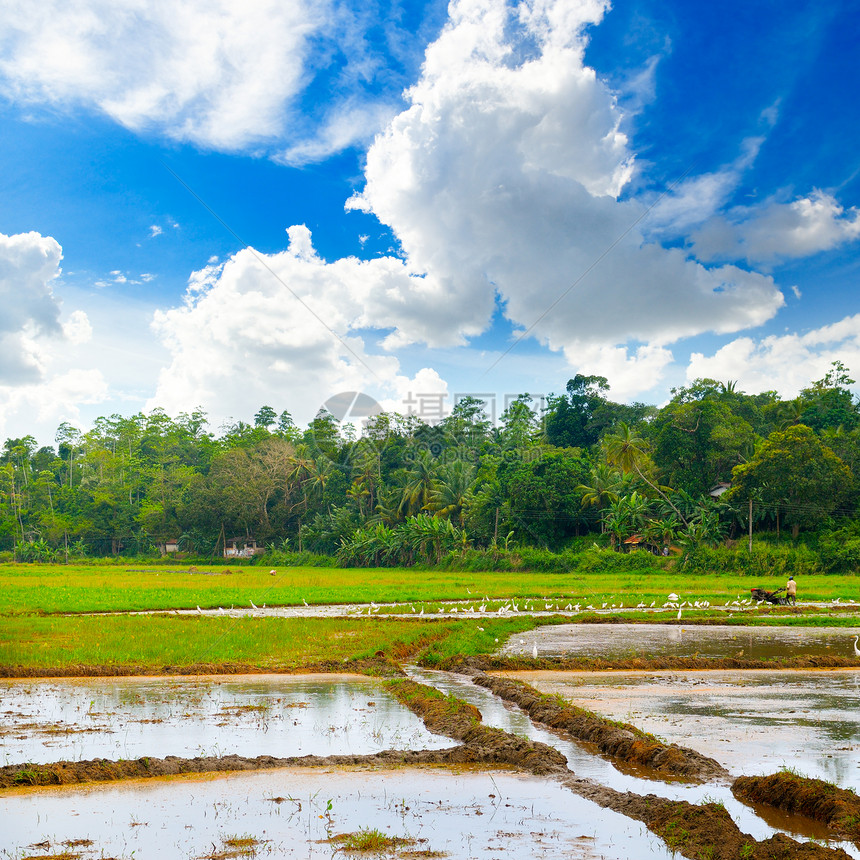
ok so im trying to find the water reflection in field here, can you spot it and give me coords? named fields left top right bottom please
left=507, top=669, right=860, bottom=789
left=0, top=674, right=451, bottom=765
left=410, top=667, right=860, bottom=858
left=505, top=623, right=860, bottom=660
left=0, top=767, right=675, bottom=860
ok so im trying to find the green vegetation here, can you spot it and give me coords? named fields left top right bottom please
left=0, top=615, right=445, bottom=668
left=2, top=363, right=860, bottom=574
left=0, top=563, right=857, bottom=670
left=333, top=828, right=408, bottom=851
left=1, top=563, right=858, bottom=616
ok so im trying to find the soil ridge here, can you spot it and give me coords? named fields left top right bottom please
left=460, top=666, right=728, bottom=782
left=565, top=776, right=852, bottom=859
left=733, top=772, right=860, bottom=845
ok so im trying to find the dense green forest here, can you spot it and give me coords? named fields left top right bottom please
left=3, top=362, right=860, bottom=570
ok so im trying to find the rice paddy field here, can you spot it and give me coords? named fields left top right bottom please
left=2, top=562, right=860, bottom=859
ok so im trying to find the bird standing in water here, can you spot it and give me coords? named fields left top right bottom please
left=852, top=635, right=860, bottom=657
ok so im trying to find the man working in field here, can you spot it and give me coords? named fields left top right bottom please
left=786, top=576, right=797, bottom=605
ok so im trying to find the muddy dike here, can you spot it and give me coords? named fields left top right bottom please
left=734, top=773, right=860, bottom=845
left=566, top=777, right=853, bottom=860
left=0, top=749, right=489, bottom=790
left=0, top=656, right=405, bottom=679
left=434, top=654, right=860, bottom=672
left=460, top=667, right=728, bottom=782
left=384, top=678, right=568, bottom=775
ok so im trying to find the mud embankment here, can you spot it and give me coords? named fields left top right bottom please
left=384, top=678, right=568, bottom=775
left=0, top=656, right=404, bottom=679
left=734, top=773, right=860, bottom=846
left=567, top=777, right=853, bottom=860
left=461, top=667, right=728, bottom=782
left=434, top=654, right=860, bottom=672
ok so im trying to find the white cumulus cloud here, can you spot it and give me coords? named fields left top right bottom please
left=149, top=226, right=449, bottom=425
left=347, top=0, right=785, bottom=356
left=0, top=0, right=387, bottom=154
left=0, top=230, right=64, bottom=383
left=691, top=190, right=860, bottom=265
left=686, top=314, right=860, bottom=398
left=149, top=0, right=793, bottom=423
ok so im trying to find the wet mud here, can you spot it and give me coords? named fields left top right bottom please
left=0, top=656, right=404, bottom=679
left=734, top=773, right=860, bottom=845
left=461, top=668, right=728, bottom=782
left=384, top=678, right=568, bottom=775
left=566, top=778, right=853, bottom=860
left=438, top=653, right=860, bottom=672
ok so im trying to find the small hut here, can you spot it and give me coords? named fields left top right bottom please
left=224, top=537, right=264, bottom=558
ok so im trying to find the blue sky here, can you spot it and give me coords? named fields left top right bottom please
left=1, top=0, right=858, bottom=445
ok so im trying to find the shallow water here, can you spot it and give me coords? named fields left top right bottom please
left=504, top=623, right=860, bottom=660
left=508, top=669, right=860, bottom=790
left=0, top=766, right=675, bottom=860
left=408, top=667, right=860, bottom=857
left=0, top=674, right=451, bottom=765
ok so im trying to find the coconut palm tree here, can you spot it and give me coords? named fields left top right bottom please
left=603, top=423, right=689, bottom=527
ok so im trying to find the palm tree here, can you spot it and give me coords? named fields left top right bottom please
left=603, top=423, right=689, bottom=527
left=426, top=459, right=475, bottom=525
left=576, top=463, right=623, bottom=530
left=399, top=449, right=437, bottom=517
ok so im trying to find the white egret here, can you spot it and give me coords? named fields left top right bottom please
left=196, top=605, right=203, bottom=614
left=532, top=643, right=538, bottom=660
left=250, top=600, right=258, bottom=610
left=677, top=608, right=682, bottom=620
left=853, top=636, right=860, bottom=657
left=302, top=598, right=308, bottom=606
left=218, top=606, right=225, bottom=615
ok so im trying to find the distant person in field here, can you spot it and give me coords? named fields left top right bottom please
left=786, top=576, right=797, bottom=605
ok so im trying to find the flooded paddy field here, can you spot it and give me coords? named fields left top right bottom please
left=504, top=622, right=860, bottom=660
left=503, top=669, right=860, bottom=790
left=0, top=765, right=674, bottom=860
left=0, top=674, right=451, bottom=766
left=410, top=667, right=860, bottom=856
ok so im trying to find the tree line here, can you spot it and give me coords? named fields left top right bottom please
left=2, top=362, right=859, bottom=564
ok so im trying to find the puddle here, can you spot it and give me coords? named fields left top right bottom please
left=408, top=668, right=860, bottom=857
left=0, top=766, right=675, bottom=860
left=0, top=675, right=451, bottom=766
left=506, top=623, right=860, bottom=660
left=506, top=670, right=860, bottom=790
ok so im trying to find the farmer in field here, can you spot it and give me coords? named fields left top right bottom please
left=786, top=576, right=797, bottom=605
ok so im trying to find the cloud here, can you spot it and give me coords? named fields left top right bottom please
left=346, top=0, right=785, bottom=356
left=149, top=0, right=792, bottom=424
left=0, top=0, right=388, bottom=154
left=686, top=314, right=860, bottom=398
left=149, top=226, right=449, bottom=425
left=62, top=310, right=92, bottom=345
left=691, top=190, right=860, bottom=264
left=148, top=225, right=163, bottom=238
left=0, top=230, right=64, bottom=383
left=0, top=369, right=109, bottom=441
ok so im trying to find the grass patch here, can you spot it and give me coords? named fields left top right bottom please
left=332, top=828, right=413, bottom=852
left=0, top=615, right=533, bottom=671
left=2, top=563, right=857, bottom=616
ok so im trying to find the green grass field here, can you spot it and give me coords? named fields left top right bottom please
left=0, top=563, right=857, bottom=671
left=0, top=614, right=537, bottom=670
left=2, top=563, right=858, bottom=615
